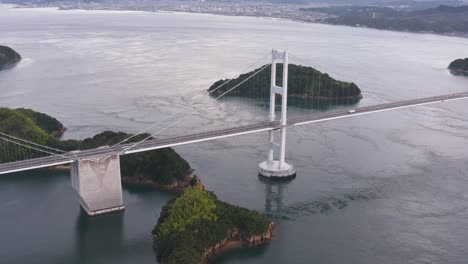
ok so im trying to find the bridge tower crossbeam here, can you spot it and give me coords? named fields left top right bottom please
left=259, top=50, right=296, bottom=180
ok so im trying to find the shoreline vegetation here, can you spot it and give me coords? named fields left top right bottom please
left=0, top=108, right=194, bottom=190
left=208, top=63, right=362, bottom=102
left=449, top=58, right=468, bottom=76
left=153, top=186, right=274, bottom=264
left=0, top=45, right=21, bottom=70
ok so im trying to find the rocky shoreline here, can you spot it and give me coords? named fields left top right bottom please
left=203, top=223, right=275, bottom=263
left=157, top=222, right=275, bottom=264
left=51, top=127, right=67, bottom=138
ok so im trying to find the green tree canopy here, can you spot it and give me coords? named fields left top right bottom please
left=157, top=187, right=217, bottom=236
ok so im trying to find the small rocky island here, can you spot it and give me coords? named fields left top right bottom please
left=153, top=186, right=273, bottom=264
left=0, top=45, right=21, bottom=70
left=448, top=58, right=468, bottom=76
left=208, top=63, right=362, bottom=101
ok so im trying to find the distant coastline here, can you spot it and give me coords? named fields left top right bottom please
left=6, top=3, right=468, bottom=38
left=5, top=2, right=468, bottom=38
left=301, top=5, right=468, bottom=38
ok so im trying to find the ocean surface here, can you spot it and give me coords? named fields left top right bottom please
left=1, top=5, right=468, bottom=264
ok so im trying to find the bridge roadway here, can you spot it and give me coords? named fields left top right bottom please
left=2, top=91, right=468, bottom=175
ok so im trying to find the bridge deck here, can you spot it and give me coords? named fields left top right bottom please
left=2, top=92, right=468, bottom=175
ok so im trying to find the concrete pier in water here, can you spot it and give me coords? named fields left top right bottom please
left=259, top=161, right=296, bottom=180
left=70, top=153, right=125, bottom=216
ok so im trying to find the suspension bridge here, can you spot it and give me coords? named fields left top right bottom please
left=1, top=50, right=468, bottom=216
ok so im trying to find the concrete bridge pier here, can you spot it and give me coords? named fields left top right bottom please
left=70, top=153, right=125, bottom=216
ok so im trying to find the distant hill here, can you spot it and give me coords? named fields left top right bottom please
left=0, top=45, right=21, bottom=70
left=448, top=58, right=468, bottom=76
left=301, top=5, right=468, bottom=35
left=370, top=0, right=467, bottom=11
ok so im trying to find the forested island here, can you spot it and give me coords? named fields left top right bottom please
left=153, top=186, right=273, bottom=264
left=448, top=58, right=468, bottom=76
left=301, top=5, right=468, bottom=36
left=208, top=64, right=362, bottom=101
left=0, top=45, right=21, bottom=70
left=0, top=108, right=194, bottom=189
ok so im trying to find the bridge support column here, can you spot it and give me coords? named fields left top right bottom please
left=259, top=50, right=296, bottom=180
left=70, top=153, right=125, bottom=216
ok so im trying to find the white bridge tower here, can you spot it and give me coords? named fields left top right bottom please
left=259, top=50, right=296, bottom=180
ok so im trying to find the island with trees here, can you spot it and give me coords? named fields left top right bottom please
left=208, top=63, right=362, bottom=102
left=153, top=186, right=274, bottom=264
left=0, top=107, right=195, bottom=189
left=448, top=58, right=468, bottom=76
left=0, top=45, right=21, bottom=70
